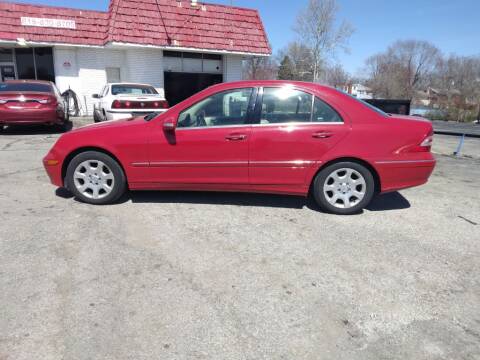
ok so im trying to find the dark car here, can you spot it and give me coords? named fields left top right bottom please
left=0, top=80, right=69, bottom=131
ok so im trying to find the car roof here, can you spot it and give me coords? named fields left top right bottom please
left=108, top=83, right=156, bottom=87
left=209, top=80, right=338, bottom=93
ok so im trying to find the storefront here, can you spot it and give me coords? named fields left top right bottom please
left=0, top=0, right=270, bottom=114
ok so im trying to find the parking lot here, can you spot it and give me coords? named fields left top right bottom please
left=1, top=120, right=479, bottom=360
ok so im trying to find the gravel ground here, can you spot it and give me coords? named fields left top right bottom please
left=0, top=120, right=479, bottom=360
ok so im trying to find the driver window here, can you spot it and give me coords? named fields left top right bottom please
left=177, top=88, right=253, bottom=128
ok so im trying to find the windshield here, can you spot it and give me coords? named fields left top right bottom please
left=0, top=82, right=52, bottom=93
left=111, top=85, right=158, bottom=95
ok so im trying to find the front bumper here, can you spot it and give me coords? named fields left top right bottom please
left=43, top=149, right=64, bottom=187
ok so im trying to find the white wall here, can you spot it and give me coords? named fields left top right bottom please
left=54, top=47, right=244, bottom=116
left=223, top=55, right=243, bottom=82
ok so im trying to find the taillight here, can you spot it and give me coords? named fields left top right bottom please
left=112, top=100, right=122, bottom=108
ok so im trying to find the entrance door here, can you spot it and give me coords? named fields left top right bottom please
left=164, top=72, right=223, bottom=106
left=0, top=65, right=16, bottom=81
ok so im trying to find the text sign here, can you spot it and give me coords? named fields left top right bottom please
left=21, top=17, right=76, bottom=29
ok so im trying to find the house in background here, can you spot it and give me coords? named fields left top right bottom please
left=340, top=83, right=373, bottom=99
left=0, top=0, right=271, bottom=114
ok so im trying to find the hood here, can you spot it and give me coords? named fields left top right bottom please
left=72, top=116, right=145, bottom=133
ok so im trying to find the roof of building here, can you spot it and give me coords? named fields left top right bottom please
left=0, top=0, right=271, bottom=55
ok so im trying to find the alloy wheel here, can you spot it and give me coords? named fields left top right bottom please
left=323, top=168, right=367, bottom=209
left=73, top=160, right=115, bottom=200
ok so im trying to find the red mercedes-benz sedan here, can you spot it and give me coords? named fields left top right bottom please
left=43, top=81, right=435, bottom=214
left=0, top=80, right=69, bottom=131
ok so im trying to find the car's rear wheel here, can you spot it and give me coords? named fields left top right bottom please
left=65, top=151, right=126, bottom=205
left=313, top=161, right=375, bottom=215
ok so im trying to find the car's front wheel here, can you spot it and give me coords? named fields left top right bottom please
left=65, top=151, right=126, bottom=204
left=313, top=161, right=375, bottom=215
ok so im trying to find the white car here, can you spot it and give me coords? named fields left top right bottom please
left=92, top=83, right=169, bottom=122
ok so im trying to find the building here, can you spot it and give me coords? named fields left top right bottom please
left=0, top=0, right=270, bottom=114
left=340, top=83, right=373, bottom=99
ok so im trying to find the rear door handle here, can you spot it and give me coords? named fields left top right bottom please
left=225, top=134, right=247, bottom=141
left=312, top=131, right=333, bottom=139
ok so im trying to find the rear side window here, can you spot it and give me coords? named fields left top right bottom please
left=261, top=87, right=312, bottom=124
left=260, top=87, right=343, bottom=124
left=0, top=83, right=52, bottom=92
left=313, top=97, right=343, bottom=123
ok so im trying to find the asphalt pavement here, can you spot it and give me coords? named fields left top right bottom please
left=0, top=120, right=479, bottom=360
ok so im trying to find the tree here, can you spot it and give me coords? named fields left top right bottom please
left=324, top=63, right=350, bottom=88
left=294, top=0, right=353, bottom=82
left=277, top=55, right=295, bottom=80
left=243, top=57, right=277, bottom=80
left=276, top=42, right=314, bottom=81
left=365, top=40, right=440, bottom=99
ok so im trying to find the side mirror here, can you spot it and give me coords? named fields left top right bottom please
left=92, top=94, right=100, bottom=99
left=163, top=119, right=176, bottom=132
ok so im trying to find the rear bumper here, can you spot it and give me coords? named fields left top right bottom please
left=375, top=157, right=436, bottom=193
left=106, top=110, right=167, bottom=121
left=0, top=108, right=61, bottom=125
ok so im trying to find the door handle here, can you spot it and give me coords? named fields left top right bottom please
left=225, top=134, right=247, bottom=141
left=312, top=131, right=333, bottom=139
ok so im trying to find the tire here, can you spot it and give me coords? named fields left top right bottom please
left=312, top=161, right=375, bottom=215
left=56, top=120, right=72, bottom=133
left=93, top=110, right=101, bottom=123
left=65, top=151, right=127, bottom=205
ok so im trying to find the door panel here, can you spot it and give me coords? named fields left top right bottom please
left=148, top=87, right=255, bottom=185
left=249, top=87, right=350, bottom=186
left=148, top=126, right=250, bottom=184
left=250, top=123, right=349, bottom=185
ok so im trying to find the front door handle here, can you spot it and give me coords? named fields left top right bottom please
left=312, top=131, right=333, bottom=139
left=225, top=134, right=247, bottom=141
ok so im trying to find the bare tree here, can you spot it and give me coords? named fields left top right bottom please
left=294, top=0, right=353, bottom=82
left=243, top=57, right=278, bottom=80
left=365, top=40, right=440, bottom=99
left=324, top=63, right=350, bottom=87
left=277, top=42, right=314, bottom=81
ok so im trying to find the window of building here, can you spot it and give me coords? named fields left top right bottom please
left=164, top=51, right=222, bottom=74
left=15, top=48, right=35, bottom=80
left=34, top=47, right=55, bottom=82
left=178, top=88, right=253, bottom=128
left=106, top=67, right=121, bottom=83
left=0, top=48, right=13, bottom=63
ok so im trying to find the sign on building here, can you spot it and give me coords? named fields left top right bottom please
left=21, top=17, right=76, bottom=29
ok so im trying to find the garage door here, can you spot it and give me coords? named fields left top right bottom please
left=164, top=72, right=223, bottom=106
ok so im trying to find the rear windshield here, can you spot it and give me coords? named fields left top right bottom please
left=334, top=88, right=388, bottom=117
left=0, top=82, right=52, bottom=93
left=111, top=85, right=158, bottom=95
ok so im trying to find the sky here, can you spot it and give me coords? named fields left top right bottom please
left=8, top=0, right=480, bottom=75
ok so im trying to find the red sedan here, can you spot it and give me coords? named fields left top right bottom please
left=0, top=80, right=69, bottom=131
left=43, top=81, right=435, bottom=214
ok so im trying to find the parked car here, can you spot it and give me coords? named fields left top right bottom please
left=0, top=80, right=69, bottom=131
left=92, top=83, right=169, bottom=122
left=44, top=81, right=436, bottom=215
